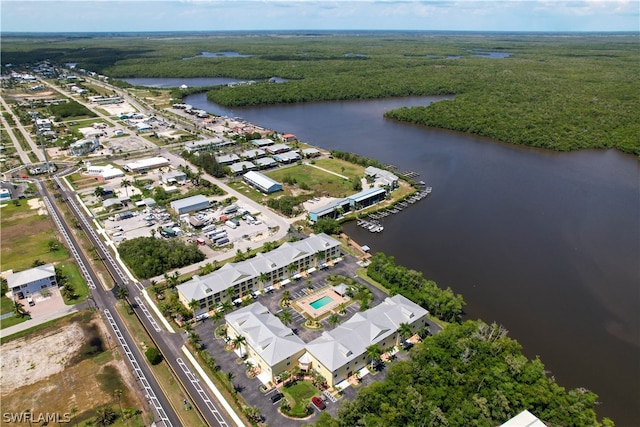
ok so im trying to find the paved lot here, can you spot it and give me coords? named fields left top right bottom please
left=194, top=253, right=393, bottom=426
left=1, top=287, right=80, bottom=338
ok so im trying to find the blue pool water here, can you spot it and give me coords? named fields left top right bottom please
left=310, top=296, right=334, bottom=310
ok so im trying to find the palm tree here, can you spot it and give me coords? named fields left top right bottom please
left=281, top=290, right=291, bottom=307
left=287, top=263, right=297, bottom=278
left=94, top=186, right=106, bottom=198
left=116, top=285, right=129, bottom=301
left=211, top=310, right=224, bottom=324
left=328, top=313, right=340, bottom=328
left=188, top=299, right=200, bottom=320
left=121, top=179, right=131, bottom=198
left=259, top=272, right=270, bottom=288
left=278, top=310, right=293, bottom=326
left=94, top=406, right=117, bottom=427
left=225, top=287, right=236, bottom=302
left=221, top=300, right=233, bottom=313
left=13, top=301, right=28, bottom=318
left=397, top=322, right=414, bottom=345
left=114, top=389, right=127, bottom=426
left=232, top=334, right=247, bottom=357
left=315, top=250, right=326, bottom=267
left=366, top=344, right=383, bottom=370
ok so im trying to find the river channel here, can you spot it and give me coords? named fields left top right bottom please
left=130, top=79, right=639, bottom=424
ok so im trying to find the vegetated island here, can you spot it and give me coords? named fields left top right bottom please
left=2, top=32, right=637, bottom=155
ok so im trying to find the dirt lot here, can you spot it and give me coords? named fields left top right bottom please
left=0, top=312, right=149, bottom=424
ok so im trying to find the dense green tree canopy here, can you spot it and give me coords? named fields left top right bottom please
left=368, top=252, right=465, bottom=323
left=118, top=237, right=205, bottom=279
left=311, top=320, right=611, bottom=427
left=3, top=33, right=637, bottom=154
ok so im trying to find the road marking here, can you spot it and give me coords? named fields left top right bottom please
left=176, top=358, right=229, bottom=426
left=104, top=309, right=173, bottom=427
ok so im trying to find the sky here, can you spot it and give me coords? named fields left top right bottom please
left=1, top=0, right=638, bottom=33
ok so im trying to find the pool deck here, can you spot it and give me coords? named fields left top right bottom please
left=294, top=286, right=350, bottom=319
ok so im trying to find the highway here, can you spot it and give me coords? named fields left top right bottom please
left=40, top=175, right=237, bottom=427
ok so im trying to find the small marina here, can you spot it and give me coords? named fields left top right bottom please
left=358, top=186, right=433, bottom=232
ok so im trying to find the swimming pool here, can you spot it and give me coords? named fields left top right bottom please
left=310, top=295, right=334, bottom=310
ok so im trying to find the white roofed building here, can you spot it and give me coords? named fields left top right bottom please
left=243, top=171, right=282, bottom=194
left=177, top=233, right=341, bottom=315
left=225, top=303, right=306, bottom=383
left=7, top=263, right=57, bottom=299
left=125, top=157, right=169, bottom=172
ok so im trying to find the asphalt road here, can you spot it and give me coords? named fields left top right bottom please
left=40, top=175, right=237, bottom=427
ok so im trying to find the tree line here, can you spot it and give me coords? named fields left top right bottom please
left=118, top=237, right=205, bottom=279
left=311, top=320, right=613, bottom=427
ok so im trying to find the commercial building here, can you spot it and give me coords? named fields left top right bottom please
left=243, top=171, right=282, bottom=194
left=161, top=171, right=187, bottom=185
left=7, top=263, right=57, bottom=299
left=170, top=195, right=211, bottom=215
left=308, top=198, right=351, bottom=223
left=125, top=157, right=169, bottom=173
left=86, top=164, right=125, bottom=180
left=347, top=187, right=387, bottom=210
left=177, top=233, right=341, bottom=316
left=69, top=138, right=99, bottom=156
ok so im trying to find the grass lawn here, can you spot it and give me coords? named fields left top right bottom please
left=0, top=296, right=29, bottom=329
left=266, top=164, right=356, bottom=198
left=312, top=158, right=364, bottom=179
left=282, top=380, right=318, bottom=417
left=0, top=201, right=71, bottom=271
left=59, top=262, right=90, bottom=304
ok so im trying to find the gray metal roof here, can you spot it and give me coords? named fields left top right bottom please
left=7, top=263, right=55, bottom=288
left=226, top=302, right=305, bottom=367
left=170, top=195, right=209, bottom=211
left=177, top=233, right=341, bottom=302
left=306, top=295, right=427, bottom=372
left=243, top=171, right=281, bottom=191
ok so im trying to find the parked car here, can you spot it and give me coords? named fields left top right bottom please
left=270, top=392, right=284, bottom=404
left=311, top=396, right=326, bottom=410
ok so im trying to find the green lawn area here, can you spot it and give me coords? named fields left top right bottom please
left=266, top=164, right=356, bottom=198
left=227, top=180, right=270, bottom=204
left=312, top=158, right=364, bottom=179
left=58, top=262, right=90, bottom=305
left=282, top=380, right=318, bottom=417
left=1, top=230, right=70, bottom=271
left=0, top=296, right=29, bottom=329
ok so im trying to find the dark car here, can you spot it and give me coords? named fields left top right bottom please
left=311, top=396, right=326, bottom=410
left=270, top=392, right=284, bottom=404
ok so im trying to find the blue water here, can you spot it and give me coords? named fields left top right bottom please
left=310, top=295, right=334, bottom=310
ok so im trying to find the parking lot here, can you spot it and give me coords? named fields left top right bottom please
left=194, top=252, right=391, bottom=426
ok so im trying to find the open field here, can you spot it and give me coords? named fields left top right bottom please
left=1, top=311, right=150, bottom=426
left=266, top=164, right=356, bottom=198
left=0, top=200, right=70, bottom=271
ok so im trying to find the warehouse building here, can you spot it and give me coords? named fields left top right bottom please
left=251, top=138, right=275, bottom=148
left=273, top=151, right=301, bottom=163
left=347, top=187, right=387, bottom=210
left=216, top=153, right=240, bottom=165
left=161, top=170, right=187, bottom=185
left=125, top=157, right=169, bottom=173
left=170, top=195, right=211, bottom=214
left=253, top=157, right=277, bottom=169
left=243, top=171, right=282, bottom=194
left=240, top=149, right=266, bottom=160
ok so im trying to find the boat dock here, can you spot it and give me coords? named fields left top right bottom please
left=357, top=218, right=384, bottom=233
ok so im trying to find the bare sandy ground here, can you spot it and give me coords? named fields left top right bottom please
left=0, top=322, right=84, bottom=393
